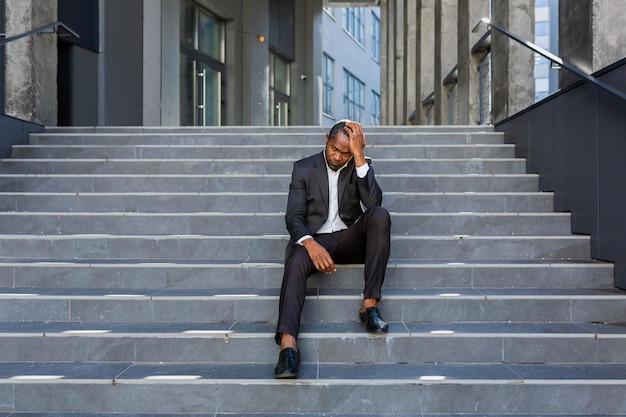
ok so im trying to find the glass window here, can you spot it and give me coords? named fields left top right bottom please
left=343, top=69, right=365, bottom=122
left=371, top=12, right=380, bottom=62
left=343, top=7, right=364, bottom=44
left=198, top=9, right=223, bottom=60
left=323, top=54, right=334, bottom=116
left=181, top=1, right=195, bottom=49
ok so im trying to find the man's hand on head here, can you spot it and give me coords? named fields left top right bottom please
left=345, top=121, right=367, bottom=168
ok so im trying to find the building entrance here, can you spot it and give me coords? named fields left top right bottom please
left=180, top=1, right=225, bottom=126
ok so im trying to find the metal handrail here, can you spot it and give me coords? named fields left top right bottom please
left=473, top=17, right=626, bottom=103
left=0, top=21, right=79, bottom=46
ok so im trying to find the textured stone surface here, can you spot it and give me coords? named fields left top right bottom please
left=4, top=0, right=58, bottom=125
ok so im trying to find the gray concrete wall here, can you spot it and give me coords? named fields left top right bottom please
left=4, top=0, right=58, bottom=125
left=295, top=0, right=323, bottom=125
left=104, top=0, right=143, bottom=125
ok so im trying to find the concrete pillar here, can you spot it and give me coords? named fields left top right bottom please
left=559, top=0, right=626, bottom=88
left=434, top=0, right=457, bottom=125
left=4, top=0, right=58, bottom=125
left=381, top=0, right=396, bottom=124
left=393, top=0, right=405, bottom=124
left=490, top=0, right=535, bottom=122
left=416, top=0, right=435, bottom=125
left=294, top=0, right=323, bottom=125
left=405, top=0, right=417, bottom=124
left=242, top=0, right=270, bottom=125
left=379, top=0, right=389, bottom=124
left=457, top=0, right=489, bottom=125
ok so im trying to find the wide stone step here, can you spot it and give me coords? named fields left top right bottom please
left=0, top=260, right=613, bottom=290
left=45, top=125, right=496, bottom=133
left=32, top=130, right=504, bottom=146
left=0, top=173, right=539, bottom=193
left=1, top=362, right=626, bottom=414
left=0, top=158, right=526, bottom=175
left=11, top=143, right=515, bottom=159
left=0, top=234, right=591, bottom=261
left=1, top=287, right=624, bottom=323
left=0, top=192, right=555, bottom=213
left=0, top=212, right=571, bottom=235
left=0, top=321, right=624, bottom=364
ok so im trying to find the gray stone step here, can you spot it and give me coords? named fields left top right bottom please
left=11, top=143, right=515, bottom=159
left=0, top=321, right=624, bottom=364
left=1, top=124, right=622, bottom=417
left=0, top=212, right=571, bottom=235
left=1, top=363, right=626, bottom=414
left=0, top=191, right=556, bottom=213
left=0, top=173, right=539, bottom=193
left=0, top=260, right=613, bottom=290
left=0, top=157, right=527, bottom=175
left=0, top=234, right=591, bottom=261
left=32, top=130, right=504, bottom=146
left=44, top=124, right=497, bottom=133
left=1, top=287, right=624, bottom=323
left=0, top=415, right=620, bottom=417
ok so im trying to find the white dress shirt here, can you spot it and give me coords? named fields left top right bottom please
left=297, top=155, right=369, bottom=245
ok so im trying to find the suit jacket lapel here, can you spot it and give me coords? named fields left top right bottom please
left=314, top=152, right=329, bottom=209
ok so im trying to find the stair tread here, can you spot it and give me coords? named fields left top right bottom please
left=2, top=361, right=626, bottom=382
left=1, top=320, right=624, bottom=335
left=0, top=286, right=622, bottom=298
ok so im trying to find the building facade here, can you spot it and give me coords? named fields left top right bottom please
left=321, top=6, right=381, bottom=126
left=1, top=0, right=625, bottom=128
left=380, top=0, right=626, bottom=126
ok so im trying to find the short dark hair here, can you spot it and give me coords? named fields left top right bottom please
left=328, top=119, right=352, bottom=139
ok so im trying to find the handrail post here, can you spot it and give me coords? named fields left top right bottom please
left=473, top=17, right=626, bottom=103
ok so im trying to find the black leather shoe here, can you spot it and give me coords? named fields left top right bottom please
left=274, top=347, right=300, bottom=379
left=360, top=307, right=389, bottom=333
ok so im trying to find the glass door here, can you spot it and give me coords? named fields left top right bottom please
left=180, top=1, right=225, bottom=126
left=270, top=51, right=291, bottom=126
left=180, top=56, right=221, bottom=126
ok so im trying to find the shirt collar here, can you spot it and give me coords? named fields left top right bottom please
left=323, top=150, right=351, bottom=173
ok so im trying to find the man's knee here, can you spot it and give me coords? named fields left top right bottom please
left=368, top=206, right=391, bottom=229
left=284, top=244, right=314, bottom=274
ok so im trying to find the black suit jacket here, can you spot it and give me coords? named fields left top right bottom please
left=285, top=151, right=383, bottom=245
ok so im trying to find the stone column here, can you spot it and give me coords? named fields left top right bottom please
left=490, top=0, right=535, bottom=122
left=294, top=0, right=323, bottom=125
left=416, top=0, right=435, bottom=125
left=242, top=0, right=269, bottom=125
left=5, top=0, right=58, bottom=125
left=457, top=0, right=489, bottom=125
left=405, top=0, right=417, bottom=124
left=379, top=0, right=389, bottom=124
left=393, top=0, right=405, bottom=124
left=559, top=0, right=626, bottom=88
left=434, top=0, right=457, bottom=125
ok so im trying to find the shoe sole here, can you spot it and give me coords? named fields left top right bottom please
left=275, top=372, right=298, bottom=379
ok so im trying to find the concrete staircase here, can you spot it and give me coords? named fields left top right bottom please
left=0, top=125, right=625, bottom=416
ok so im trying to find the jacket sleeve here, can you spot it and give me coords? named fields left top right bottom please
left=356, top=158, right=383, bottom=209
left=284, top=161, right=312, bottom=243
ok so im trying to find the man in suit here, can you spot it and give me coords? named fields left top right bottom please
left=274, top=119, right=391, bottom=378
